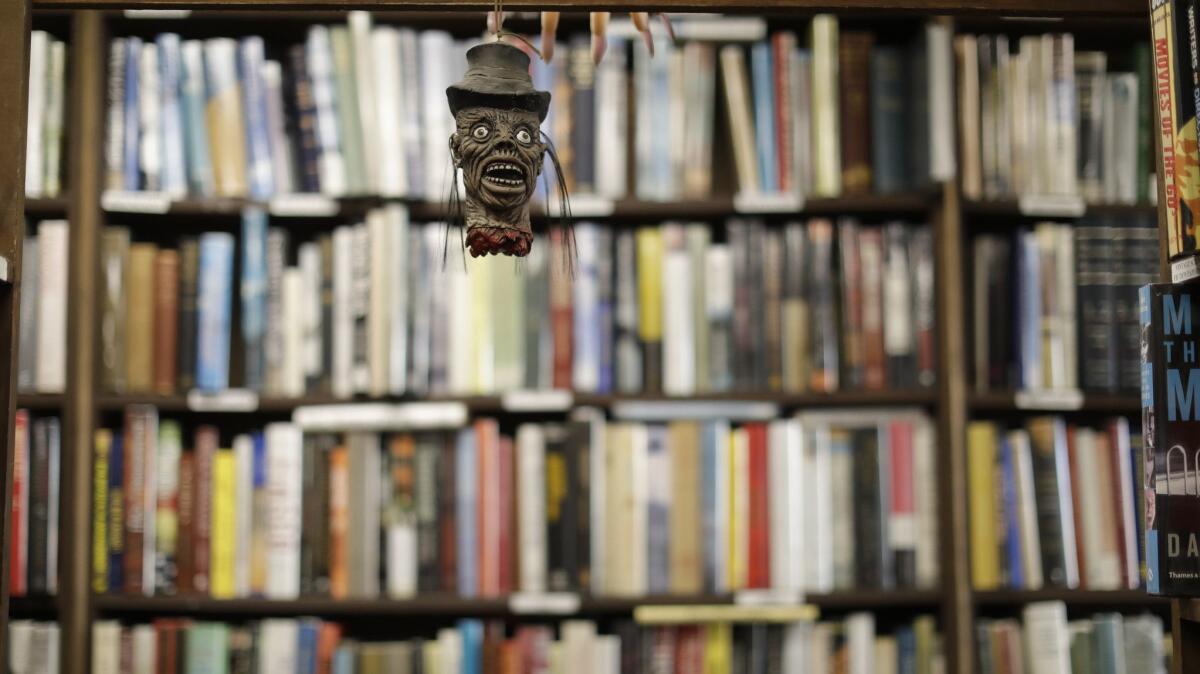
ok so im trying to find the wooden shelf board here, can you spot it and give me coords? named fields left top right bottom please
left=8, top=595, right=58, bottom=617
left=24, top=197, right=68, bottom=217
left=15, top=393, right=65, bottom=410
left=95, top=389, right=938, bottom=414
left=92, top=590, right=942, bottom=617
left=962, top=198, right=1157, bottom=219
left=99, top=193, right=935, bottom=222
left=30, top=0, right=1146, bottom=17
left=968, top=391, right=1140, bottom=414
left=974, top=588, right=1167, bottom=607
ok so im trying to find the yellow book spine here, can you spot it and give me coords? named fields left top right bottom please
left=469, top=255, right=495, bottom=394
left=704, top=623, right=732, bottom=674
left=967, top=421, right=999, bottom=590
left=91, top=430, right=111, bottom=593
left=210, top=449, right=237, bottom=598
left=636, top=228, right=663, bottom=342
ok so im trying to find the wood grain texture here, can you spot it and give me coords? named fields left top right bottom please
left=60, top=12, right=104, bottom=674
left=31, top=0, right=1144, bottom=15
left=934, top=179, right=971, bottom=674
left=0, top=1, right=31, bottom=669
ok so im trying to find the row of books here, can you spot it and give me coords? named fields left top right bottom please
left=93, top=406, right=938, bottom=598
left=102, top=13, right=960, bottom=206
left=10, top=412, right=61, bottom=598
left=25, top=31, right=67, bottom=200
left=967, top=417, right=1141, bottom=591
left=91, top=614, right=943, bottom=674
left=17, top=220, right=69, bottom=394
left=721, top=21, right=955, bottom=199
left=957, top=34, right=1153, bottom=204
left=976, top=602, right=1166, bottom=674
left=971, top=217, right=1157, bottom=394
left=8, top=621, right=60, bottom=674
left=98, top=211, right=937, bottom=398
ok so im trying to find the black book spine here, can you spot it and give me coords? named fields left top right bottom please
left=299, top=435, right=318, bottom=595
left=571, top=422, right=591, bottom=592
left=176, top=237, right=199, bottom=391
left=728, top=220, right=753, bottom=389
left=853, top=427, right=890, bottom=588
left=1029, top=420, right=1070, bottom=586
left=568, top=37, right=596, bottom=193
left=318, top=234, right=334, bottom=395
left=288, top=44, right=322, bottom=194
left=437, top=435, right=457, bottom=594
left=561, top=426, right=580, bottom=592
left=763, top=228, right=784, bottom=391
left=28, top=418, right=48, bottom=595
left=1076, top=220, right=1119, bottom=393
left=312, top=435, right=331, bottom=595
left=416, top=437, right=440, bottom=593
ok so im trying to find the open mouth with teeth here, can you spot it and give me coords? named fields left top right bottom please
left=482, top=161, right=527, bottom=190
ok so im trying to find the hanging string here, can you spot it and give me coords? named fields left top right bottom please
left=486, top=0, right=544, bottom=61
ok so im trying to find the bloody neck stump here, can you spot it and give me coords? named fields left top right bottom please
left=446, top=42, right=552, bottom=258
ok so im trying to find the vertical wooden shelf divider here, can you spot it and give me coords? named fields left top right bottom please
left=0, top=0, right=32, bottom=668
left=60, top=11, right=104, bottom=673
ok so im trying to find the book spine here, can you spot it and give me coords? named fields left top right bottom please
left=266, top=227, right=290, bottom=394
left=196, top=233, right=235, bottom=392
left=193, top=426, right=216, bottom=595
left=105, top=38, right=127, bottom=191
left=177, top=238, right=199, bottom=392
left=204, top=39, right=248, bottom=197
left=550, top=229, right=574, bottom=390
left=157, top=34, right=187, bottom=197
left=98, top=229, right=126, bottom=392
left=238, top=37, right=274, bottom=199
left=287, top=45, right=322, bottom=194
left=122, top=408, right=146, bottom=595
left=839, top=32, right=874, bottom=194
left=91, top=428, right=109, bottom=594
left=107, top=431, right=125, bottom=592
left=240, top=208, right=268, bottom=392
left=180, top=41, right=214, bottom=197
left=870, top=47, right=907, bottom=193
left=210, top=449, right=236, bottom=598
left=750, top=42, right=778, bottom=193
left=11, top=411, right=28, bottom=596
left=153, top=251, right=180, bottom=395
left=266, top=423, right=303, bottom=599
left=122, top=37, right=141, bottom=191
left=416, top=438, right=440, bottom=594
left=747, top=424, right=771, bottom=589
left=155, top=421, right=182, bottom=595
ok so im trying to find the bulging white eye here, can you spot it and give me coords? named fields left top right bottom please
left=516, top=128, right=533, bottom=144
left=472, top=124, right=490, bottom=140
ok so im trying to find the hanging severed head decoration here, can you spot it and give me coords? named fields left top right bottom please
left=447, top=42, right=569, bottom=258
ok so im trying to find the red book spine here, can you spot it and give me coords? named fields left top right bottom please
left=889, top=420, right=916, bottom=586
left=476, top=419, right=500, bottom=596
left=176, top=453, right=194, bottom=594
left=773, top=33, right=794, bottom=193
left=1107, top=420, right=1136, bottom=588
left=438, top=435, right=458, bottom=594
left=316, top=622, right=343, bottom=674
left=124, top=407, right=147, bottom=594
left=497, top=435, right=514, bottom=594
left=193, top=425, right=217, bottom=595
left=746, top=423, right=771, bottom=589
left=10, top=411, right=27, bottom=596
left=549, top=229, right=573, bottom=389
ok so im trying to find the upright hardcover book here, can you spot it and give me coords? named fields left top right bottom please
left=1142, top=282, right=1200, bottom=594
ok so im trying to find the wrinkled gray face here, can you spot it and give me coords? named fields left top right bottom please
left=450, top=107, right=546, bottom=213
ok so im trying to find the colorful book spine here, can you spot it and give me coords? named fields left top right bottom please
left=195, top=233, right=235, bottom=392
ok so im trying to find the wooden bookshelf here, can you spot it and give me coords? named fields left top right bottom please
left=0, top=3, right=1167, bottom=673
left=961, top=198, right=1158, bottom=219
left=967, top=391, right=1142, bottom=414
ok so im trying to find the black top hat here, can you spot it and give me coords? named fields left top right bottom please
left=446, top=42, right=552, bottom=122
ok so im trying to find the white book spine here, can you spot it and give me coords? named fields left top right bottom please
left=43, top=41, right=66, bottom=198
left=913, top=418, right=939, bottom=588
left=388, top=206, right=409, bottom=394
left=587, top=410, right=607, bottom=595
left=25, top=31, right=47, bottom=197
left=331, top=227, right=354, bottom=398
left=629, top=425, right=649, bottom=595
left=595, top=41, right=627, bottom=199
left=448, top=261, right=474, bottom=394
left=348, top=12, right=380, bottom=193
left=157, top=34, right=186, bottom=197
left=386, top=521, right=417, bottom=599
left=132, top=624, right=156, bottom=674
left=1011, top=430, right=1045, bottom=588
left=1077, top=429, right=1118, bottom=589
left=1023, top=601, right=1072, bottom=674
left=767, top=422, right=792, bottom=592
left=35, top=221, right=68, bottom=393
left=371, top=27, right=407, bottom=197
left=436, top=628, right=461, bottom=674
left=265, top=423, right=302, bottom=599
left=298, top=243, right=322, bottom=383
left=233, top=434, right=253, bottom=597
left=517, top=424, right=547, bottom=593
left=732, top=428, right=749, bottom=589
left=846, top=612, right=876, bottom=674
left=138, top=43, right=161, bottom=191
left=367, top=210, right=391, bottom=396
left=91, top=622, right=120, bottom=674
left=419, top=32, right=454, bottom=200
left=927, top=22, right=957, bottom=181
left=281, top=268, right=305, bottom=397
left=1111, top=418, right=1140, bottom=588
left=261, top=60, right=295, bottom=195
left=662, top=249, right=695, bottom=395
left=573, top=225, right=600, bottom=392
left=259, top=620, right=299, bottom=674
left=307, top=26, right=346, bottom=196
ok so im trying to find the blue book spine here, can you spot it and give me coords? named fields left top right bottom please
left=870, top=47, right=907, bottom=194
left=252, top=431, right=267, bottom=490
left=296, top=622, right=318, bottom=674
left=653, top=44, right=672, bottom=199
left=240, top=208, right=268, bottom=391
left=107, top=432, right=124, bottom=592
left=751, top=42, right=777, bottom=193
left=531, top=55, right=556, bottom=203
left=456, top=428, right=477, bottom=597
left=1140, top=284, right=1160, bottom=593
left=122, top=37, right=142, bottom=191
left=458, top=620, right=483, bottom=674
left=157, top=34, right=188, bottom=196
left=196, top=232, right=235, bottom=391
left=180, top=40, right=214, bottom=196
left=331, top=646, right=356, bottom=674
left=896, top=626, right=916, bottom=674
left=238, top=37, right=275, bottom=200
left=999, top=436, right=1024, bottom=588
